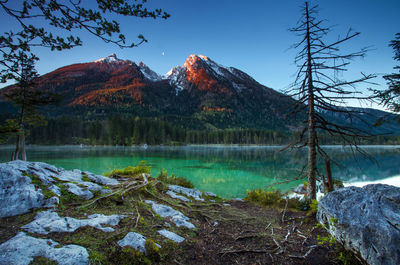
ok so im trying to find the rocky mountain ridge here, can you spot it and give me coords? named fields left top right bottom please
left=0, top=53, right=399, bottom=134
left=0, top=53, right=298, bottom=130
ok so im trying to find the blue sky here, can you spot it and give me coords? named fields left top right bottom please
left=1, top=0, right=399, bottom=109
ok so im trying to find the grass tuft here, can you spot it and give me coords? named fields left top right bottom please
left=104, top=161, right=151, bottom=178
left=157, top=170, right=194, bottom=188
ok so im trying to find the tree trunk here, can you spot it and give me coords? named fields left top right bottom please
left=21, top=134, right=26, bottom=161
left=325, top=159, right=333, bottom=192
left=13, top=134, right=21, bottom=160
left=305, top=1, right=317, bottom=200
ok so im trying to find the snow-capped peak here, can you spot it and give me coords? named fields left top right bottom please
left=94, top=53, right=122, bottom=63
left=138, top=62, right=162, bottom=82
left=198, top=55, right=209, bottom=61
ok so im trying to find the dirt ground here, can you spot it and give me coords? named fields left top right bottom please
left=0, top=173, right=363, bottom=265
left=178, top=200, right=361, bottom=265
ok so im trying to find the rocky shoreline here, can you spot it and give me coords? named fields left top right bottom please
left=0, top=160, right=399, bottom=264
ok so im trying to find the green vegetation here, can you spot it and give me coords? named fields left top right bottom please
left=104, top=161, right=151, bottom=178
left=157, top=170, right=194, bottom=188
left=29, top=257, right=57, bottom=265
left=245, top=188, right=283, bottom=207
left=10, top=115, right=398, bottom=146
left=25, top=173, right=57, bottom=199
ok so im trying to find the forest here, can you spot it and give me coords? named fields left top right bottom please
left=17, top=115, right=400, bottom=146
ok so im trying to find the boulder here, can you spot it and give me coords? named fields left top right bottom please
left=157, top=229, right=185, bottom=243
left=118, top=232, right=147, bottom=253
left=145, top=200, right=195, bottom=229
left=0, top=162, right=46, bottom=217
left=118, top=232, right=160, bottom=254
left=0, top=232, right=88, bottom=265
left=166, top=190, right=191, bottom=202
left=317, top=184, right=400, bottom=265
left=0, top=160, right=118, bottom=217
left=22, top=210, right=126, bottom=234
left=168, top=185, right=204, bottom=201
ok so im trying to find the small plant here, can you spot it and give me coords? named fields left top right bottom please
left=104, top=161, right=151, bottom=178
left=329, top=217, right=338, bottom=226
left=89, top=250, right=106, bottom=264
left=81, top=173, right=91, bottom=182
left=145, top=238, right=161, bottom=262
left=157, top=170, right=194, bottom=188
left=29, top=257, right=57, bottom=265
left=245, top=188, right=282, bottom=207
left=317, top=234, right=337, bottom=246
left=308, top=199, right=318, bottom=215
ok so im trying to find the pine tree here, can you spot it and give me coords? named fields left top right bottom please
left=5, top=53, right=59, bottom=160
left=374, top=33, right=400, bottom=112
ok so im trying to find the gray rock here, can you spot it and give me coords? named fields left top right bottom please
left=204, top=191, right=217, bottom=197
left=65, top=183, right=94, bottom=200
left=294, top=183, right=307, bottom=194
left=0, top=232, right=88, bottom=265
left=317, top=184, right=400, bottom=265
left=83, top=171, right=119, bottom=186
left=57, top=169, right=84, bottom=182
left=166, top=190, right=191, bottom=202
left=168, top=185, right=204, bottom=201
left=118, top=232, right=147, bottom=253
left=0, top=162, right=45, bottom=217
left=22, top=210, right=126, bottom=234
left=157, top=229, right=185, bottom=243
left=0, top=160, right=118, bottom=217
left=145, top=200, right=195, bottom=229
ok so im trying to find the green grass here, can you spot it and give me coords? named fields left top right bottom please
left=157, top=170, right=194, bottom=188
left=245, top=188, right=283, bottom=207
left=104, top=161, right=151, bottom=178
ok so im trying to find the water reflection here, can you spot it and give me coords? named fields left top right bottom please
left=0, top=145, right=399, bottom=198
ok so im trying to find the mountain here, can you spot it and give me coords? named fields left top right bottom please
left=1, top=53, right=399, bottom=135
left=321, top=106, right=400, bottom=136
left=0, top=54, right=299, bottom=130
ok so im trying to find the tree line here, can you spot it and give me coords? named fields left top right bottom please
left=11, top=116, right=399, bottom=146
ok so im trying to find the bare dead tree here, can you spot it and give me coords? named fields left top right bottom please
left=287, top=2, right=376, bottom=200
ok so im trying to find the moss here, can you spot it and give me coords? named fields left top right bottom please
left=57, top=184, right=81, bottom=210
left=145, top=238, right=161, bottom=262
left=25, top=174, right=57, bottom=199
left=308, top=199, right=318, bottom=215
left=157, top=170, right=194, bottom=188
left=108, top=247, right=151, bottom=265
left=333, top=179, right=344, bottom=188
left=89, top=250, right=106, bottom=264
left=104, top=161, right=151, bottom=178
left=29, top=257, right=57, bottom=265
left=81, top=173, right=91, bottom=182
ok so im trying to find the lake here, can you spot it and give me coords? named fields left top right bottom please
left=1, top=145, right=399, bottom=198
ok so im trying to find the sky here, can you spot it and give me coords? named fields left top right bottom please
left=1, top=0, right=399, bottom=110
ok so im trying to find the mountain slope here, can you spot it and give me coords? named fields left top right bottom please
left=1, top=53, right=398, bottom=134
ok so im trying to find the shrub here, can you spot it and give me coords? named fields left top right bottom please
left=245, top=188, right=283, bottom=207
left=157, top=170, right=194, bottom=188
left=104, top=161, right=151, bottom=178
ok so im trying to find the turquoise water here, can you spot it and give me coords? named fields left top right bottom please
left=1, top=145, right=399, bottom=198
